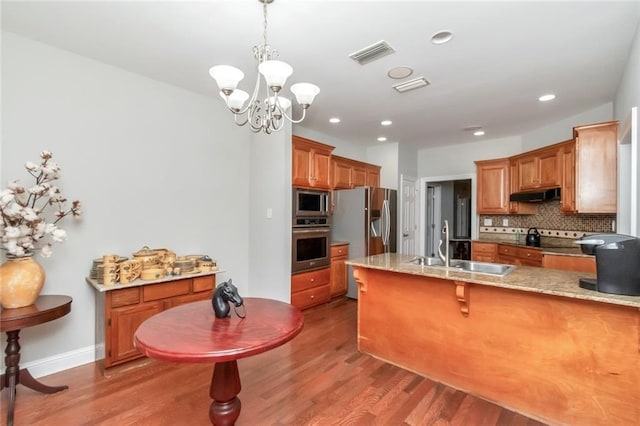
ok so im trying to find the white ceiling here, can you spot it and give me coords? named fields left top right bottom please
left=2, top=1, right=639, bottom=150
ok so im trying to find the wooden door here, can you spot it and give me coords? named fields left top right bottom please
left=574, top=121, right=618, bottom=213
left=538, top=147, right=561, bottom=188
left=517, top=154, right=539, bottom=190
left=560, top=141, right=576, bottom=213
left=109, top=301, right=163, bottom=365
left=475, top=158, right=509, bottom=214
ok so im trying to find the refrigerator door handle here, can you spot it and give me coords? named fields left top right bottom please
left=382, top=199, right=390, bottom=246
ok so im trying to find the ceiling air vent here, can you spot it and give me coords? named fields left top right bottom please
left=349, top=40, right=395, bottom=65
left=392, top=77, right=430, bottom=93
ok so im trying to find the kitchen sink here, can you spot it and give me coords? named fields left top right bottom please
left=406, top=257, right=514, bottom=276
left=407, top=256, right=443, bottom=266
left=449, top=259, right=515, bottom=276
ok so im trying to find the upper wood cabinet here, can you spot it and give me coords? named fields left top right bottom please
left=330, top=155, right=381, bottom=189
left=292, top=136, right=334, bottom=189
left=572, top=121, right=618, bottom=213
left=475, top=158, right=510, bottom=214
left=331, top=156, right=353, bottom=189
left=366, top=165, right=381, bottom=187
left=560, top=140, right=577, bottom=213
left=508, top=161, right=536, bottom=215
left=512, top=145, right=561, bottom=191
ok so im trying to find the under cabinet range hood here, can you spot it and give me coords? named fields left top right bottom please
left=509, top=187, right=561, bottom=203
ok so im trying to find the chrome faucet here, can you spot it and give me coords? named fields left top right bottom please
left=437, top=220, right=450, bottom=268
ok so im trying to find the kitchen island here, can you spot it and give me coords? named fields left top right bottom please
left=347, top=253, right=639, bottom=425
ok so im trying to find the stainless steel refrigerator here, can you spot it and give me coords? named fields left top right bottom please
left=332, top=187, right=397, bottom=298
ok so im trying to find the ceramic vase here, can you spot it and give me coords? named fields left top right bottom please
left=0, top=254, right=46, bottom=309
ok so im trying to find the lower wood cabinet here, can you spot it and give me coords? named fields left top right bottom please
left=291, top=267, right=330, bottom=310
left=330, top=243, right=349, bottom=298
left=542, top=253, right=596, bottom=273
left=497, top=244, right=543, bottom=267
left=98, top=274, right=216, bottom=368
left=471, top=241, right=498, bottom=263
left=474, top=241, right=594, bottom=271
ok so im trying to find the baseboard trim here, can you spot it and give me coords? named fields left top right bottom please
left=22, top=344, right=99, bottom=378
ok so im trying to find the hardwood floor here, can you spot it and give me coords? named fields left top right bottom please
left=3, top=298, right=546, bottom=425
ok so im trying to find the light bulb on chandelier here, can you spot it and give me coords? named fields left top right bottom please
left=209, top=0, right=320, bottom=134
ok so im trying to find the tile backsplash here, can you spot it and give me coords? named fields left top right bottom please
left=480, top=200, right=616, bottom=233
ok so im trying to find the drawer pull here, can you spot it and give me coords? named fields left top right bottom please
left=527, top=253, right=531, bottom=257
left=310, top=278, right=315, bottom=282
left=310, top=295, right=315, bottom=299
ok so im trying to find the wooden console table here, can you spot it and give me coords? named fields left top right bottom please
left=0, top=295, right=72, bottom=426
left=134, top=297, right=304, bottom=425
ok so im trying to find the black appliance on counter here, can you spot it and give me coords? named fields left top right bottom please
left=574, top=234, right=640, bottom=296
left=525, top=228, right=541, bottom=247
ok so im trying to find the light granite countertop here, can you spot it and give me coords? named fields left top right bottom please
left=346, top=253, right=640, bottom=308
left=86, top=270, right=223, bottom=293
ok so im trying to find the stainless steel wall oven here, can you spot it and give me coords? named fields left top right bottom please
left=291, top=223, right=330, bottom=273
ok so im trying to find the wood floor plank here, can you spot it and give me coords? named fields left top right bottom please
left=2, top=298, right=547, bottom=425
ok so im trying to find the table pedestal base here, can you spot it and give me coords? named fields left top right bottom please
left=209, top=360, right=242, bottom=426
left=1, top=330, right=68, bottom=426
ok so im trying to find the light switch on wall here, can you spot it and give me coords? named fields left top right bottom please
left=502, top=219, right=509, bottom=226
left=483, top=218, right=492, bottom=226
left=266, top=208, right=273, bottom=219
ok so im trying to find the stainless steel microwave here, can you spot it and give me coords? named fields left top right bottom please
left=293, top=188, right=330, bottom=218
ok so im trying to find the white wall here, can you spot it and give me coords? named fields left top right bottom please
left=367, top=142, right=399, bottom=189
left=248, top=126, right=292, bottom=302
left=1, top=33, right=257, bottom=370
left=521, top=103, right=613, bottom=151
left=417, top=135, right=523, bottom=178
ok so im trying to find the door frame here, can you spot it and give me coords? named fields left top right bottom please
left=418, top=173, right=477, bottom=256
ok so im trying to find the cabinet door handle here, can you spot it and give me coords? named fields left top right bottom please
left=527, top=253, right=531, bottom=257
left=310, top=295, right=315, bottom=299
left=310, top=278, right=315, bottom=282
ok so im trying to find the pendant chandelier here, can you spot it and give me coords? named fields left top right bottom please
left=209, top=0, right=320, bottom=134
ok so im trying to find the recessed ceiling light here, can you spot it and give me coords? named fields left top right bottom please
left=381, top=120, right=392, bottom=126
left=387, top=66, right=413, bottom=80
left=431, top=30, right=453, bottom=45
left=474, top=130, right=485, bottom=136
left=538, top=94, right=556, bottom=102
left=377, top=137, right=387, bottom=142
left=329, top=117, right=341, bottom=124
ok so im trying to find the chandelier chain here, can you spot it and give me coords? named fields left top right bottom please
left=263, top=2, right=268, bottom=48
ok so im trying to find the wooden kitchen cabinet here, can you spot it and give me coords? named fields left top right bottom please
left=366, top=165, right=381, bottom=187
left=292, top=135, right=334, bottom=189
left=509, top=161, right=536, bottom=214
left=560, top=140, right=577, bottom=213
left=471, top=241, right=498, bottom=263
left=330, top=155, right=381, bottom=189
left=513, top=145, right=561, bottom=191
left=291, top=267, right=330, bottom=310
left=497, top=244, right=543, bottom=267
left=571, top=121, right=618, bottom=213
left=542, top=253, right=596, bottom=273
left=352, top=165, right=367, bottom=187
left=96, top=274, right=217, bottom=368
left=475, top=158, right=510, bottom=214
left=331, top=156, right=353, bottom=189
left=330, top=243, right=349, bottom=298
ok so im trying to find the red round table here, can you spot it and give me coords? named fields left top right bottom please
left=0, top=295, right=72, bottom=426
left=134, top=297, right=304, bottom=426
